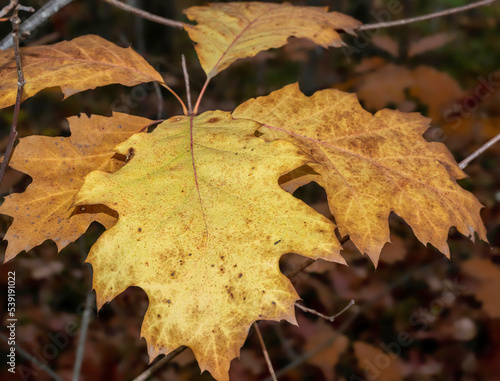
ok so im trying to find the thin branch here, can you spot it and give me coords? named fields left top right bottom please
left=358, top=0, right=494, bottom=31
left=193, top=77, right=211, bottom=115
left=0, top=332, right=64, bottom=381
left=181, top=54, right=193, bottom=114
left=266, top=262, right=436, bottom=381
left=254, top=323, right=278, bottom=381
left=72, top=292, right=95, bottom=381
left=132, top=346, right=188, bottom=381
left=153, top=82, right=164, bottom=119
left=295, top=299, right=355, bottom=322
left=0, top=3, right=32, bottom=187
left=0, top=1, right=16, bottom=19
left=0, top=0, right=74, bottom=50
left=102, top=0, right=184, bottom=29
left=459, top=132, right=500, bottom=169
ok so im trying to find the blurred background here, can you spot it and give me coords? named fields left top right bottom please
left=0, top=0, right=499, bottom=380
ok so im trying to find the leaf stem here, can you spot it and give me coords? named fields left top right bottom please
left=160, top=82, right=188, bottom=116
left=101, top=0, right=185, bottom=29
left=357, top=0, right=494, bottom=31
left=459, top=132, right=500, bottom=169
left=153, top=81, right=164, bottom=119
left=193, top=77, right=211, bottom=115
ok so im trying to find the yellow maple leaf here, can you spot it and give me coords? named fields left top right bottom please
left=0, top=112, right=152, bottom=261
left=0, top=35, right=163, bottom=109
left=233, top=83, right=486, bottom=265
left=184, top=2, right=361, bottom=78
left=74, top=111, right=345, bottom=380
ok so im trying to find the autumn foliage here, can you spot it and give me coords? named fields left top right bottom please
left=0, top=2, right=493, bottom=381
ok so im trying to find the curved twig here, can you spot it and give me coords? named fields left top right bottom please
left=102, top=0, right=185, bottom=29
left=358, top=0, right=493, bottom=31
left=0, top=0, right=73, bottom=50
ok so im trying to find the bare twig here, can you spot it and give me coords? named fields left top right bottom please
left=255, top=323, right=278, bottom=381
left=266, top=262, right=436, bottom=381
left=0, top=3, right=32, bottom=187
left=132, top=346, right=188, bottom=381
left=72, top=292, right=95, bottom=381
left=0, top=332, right=64, bottom=381
left=181, top=54, right=193, bottom=114
left=459, top=132, right=500, bottom=169
left=0, top=1, right=16, bottom=19
left=102, top=0, right=184, bottom=29
left=153, top=81, right=164, bottom=119
left=0, top=0, right=73, bottom=50
left=358, top=0, right=494, bottom=31
left=295, top=299, right=355, bottom=322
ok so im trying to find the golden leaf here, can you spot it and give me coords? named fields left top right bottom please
left=0, top=112, right=152, bottom=261
left=0, top=35, right=163, bottom=109
left=184, top=2, right=361, bottom=78
left=74, top=111, right=345, bottom=381
left=233, top=83, right=486, bottom=265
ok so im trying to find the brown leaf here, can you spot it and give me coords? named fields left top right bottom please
left=462, top=258, right=500, bottom=318
left=0, top=35, right=163, bottom=109
left=408, top=32, right=458, bottom=57
left=354, top=341, right=403, bottom=381
left=305, top=320, right=349, bottom=381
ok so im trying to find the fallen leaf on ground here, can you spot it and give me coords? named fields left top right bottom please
left=462, top=258, right=500, bottom=318
left=354, top=341, right=403, bottom=381
left=305, top=320, right=349, bottom=381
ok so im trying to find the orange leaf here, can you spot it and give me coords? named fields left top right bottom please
left=0, top=112, right=152, bottom=261
left=233, top=83, right=486, bottom=265
left=0, top=35, right=163, bottom=109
